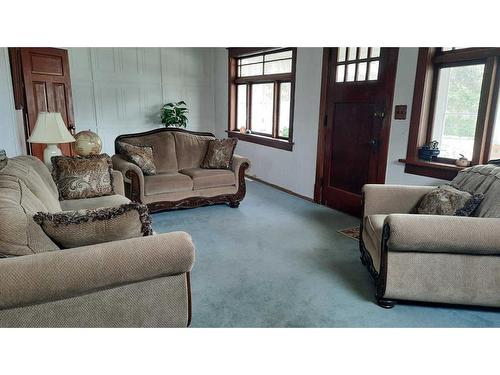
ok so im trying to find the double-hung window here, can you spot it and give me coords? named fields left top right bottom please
left=228, top=48, right=296, bottom=151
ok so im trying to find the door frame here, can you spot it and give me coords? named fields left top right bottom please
left=314, top=47, right=399, bottom=204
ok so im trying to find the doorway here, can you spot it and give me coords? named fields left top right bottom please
left=314, top=48, right=399, bottom=216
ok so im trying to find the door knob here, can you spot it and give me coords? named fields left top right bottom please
left=369, top=139, right=380, bottom=149
left=373, top=111, right=385, bottom=119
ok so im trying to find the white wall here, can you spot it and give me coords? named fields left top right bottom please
left=0, top=48, right=24, bottom=157
left=214, top=48, right=324, bottom=198
left=68, top=48, right=215, bottom=155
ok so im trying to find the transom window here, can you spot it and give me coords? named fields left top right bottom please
left=228, top=48, right=296, bottom=151
left=336, top=47, right=381, bottom=83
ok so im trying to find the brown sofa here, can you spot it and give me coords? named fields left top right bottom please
left=0, top=155, right=194, bottom=327
left=360, top=164, right=500, bottom=309
left=112, top=128, right=250, bottom=213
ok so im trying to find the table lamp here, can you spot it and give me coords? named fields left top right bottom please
left=27, top=112, right=75, bottom=166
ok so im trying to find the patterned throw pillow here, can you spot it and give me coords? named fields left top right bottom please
left=417, top=185, right=484, bottom=216
left=201, top=138, right=238, bottom=169
left=52, top=154, right=114, bottom=200
left=33, top=203, right=152, bottom=249
left=117, top=141, right=157, bottom=176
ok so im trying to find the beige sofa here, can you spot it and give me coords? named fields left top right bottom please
left=0, top=155, right=194, bottom=327
left=112, top=128, right=250, bottom=213
left=360, top=164, right=500, bottom=309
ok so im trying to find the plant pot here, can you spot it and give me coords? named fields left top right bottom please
left=418, top=147, right=440, bottom=161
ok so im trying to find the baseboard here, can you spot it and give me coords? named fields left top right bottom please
left=245, top=174, right=315, bottom=203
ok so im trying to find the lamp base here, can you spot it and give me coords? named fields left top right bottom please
left=43, top=144, right=62, bottom=167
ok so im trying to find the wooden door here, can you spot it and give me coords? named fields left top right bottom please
left=316, top=48, right=399, bottom=216
left=15, top=48, right=75, bottom=159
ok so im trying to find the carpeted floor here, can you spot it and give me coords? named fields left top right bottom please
left=153, top=179, right=500, bottom=327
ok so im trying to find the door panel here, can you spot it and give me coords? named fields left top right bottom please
left=319, top=48, right=399, bottom=216
left=19, top=48, right=75, bottom=159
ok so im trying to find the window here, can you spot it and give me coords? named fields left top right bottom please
left=228, top=48, right=296, bottom=151
left=335, top=47, right=381, bottom=83
left=403, top=48, right=500, bottom=180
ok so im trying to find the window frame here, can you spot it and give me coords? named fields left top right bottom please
left=227, top=47, right=297, bottom=151
left=401, top=48, right=500, bottom=180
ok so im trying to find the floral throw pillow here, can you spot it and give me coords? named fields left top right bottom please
left=201, top=138, right=238, bottom=170
left=117, top=141, right=157, bottom=176
left=417, top=185, right=484, bottom=216
left=51, top=154, right=114, bottom=200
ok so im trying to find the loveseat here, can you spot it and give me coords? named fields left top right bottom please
left=360, top=164, right=500, bottom=309
left=111, top=128, right=250, bottom=213
left=0, top=155, right=194, bottom=327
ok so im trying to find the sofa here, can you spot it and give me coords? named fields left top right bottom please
left=360, top=164, right=500, bottom=309
left=0, top=155, right=195, bottom=327
left=112, top=128, right=250, bottom=213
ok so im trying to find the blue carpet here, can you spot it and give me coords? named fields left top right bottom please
left=153, top=180, right=500, bottom=327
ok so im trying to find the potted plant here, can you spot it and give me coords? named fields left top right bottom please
left=160, top=101, right=188, bottom=128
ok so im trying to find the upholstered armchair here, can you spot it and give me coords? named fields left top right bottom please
left=360, top=167, right=500, bottom=309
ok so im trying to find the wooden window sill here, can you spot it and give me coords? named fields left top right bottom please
left=227, top=131, right=294, bottom=151
left=398, top=158, right=466, bottom=180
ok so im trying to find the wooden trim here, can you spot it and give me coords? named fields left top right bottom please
left=314, top=48, right=332, bottom=203
left=484, top=62, right=500, bottom=160
left=186, top=272, right=192, bottom=327
left=433, top=48, right=500, bottom=64
left=227, top=130, right=293, bottom=151
left=246, top=175, right=314, bottom=203
left=399, top=158, right=462, bottom=180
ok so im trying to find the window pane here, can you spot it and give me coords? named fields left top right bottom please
left=237, top=85, right=247, bottom=130
left=240, top=55, right=263, bottom=65
left=346, top=63, right=356, bottom=82
left=347, top=47, right=357, bottom=61
left=279, top=83, right=291, bottom=138
left=264, top=59, right=292, bottom=75
left=265, top=50, right=292, bottom=61
left=370, top=47, right=380, bottom=58
left=337, top=47, right=346, bottom=62
left=431, top=64, right=484, bottom=160
left=358, top=47, right=368, bottom=59
left=251, top=83, right=274, bottom=134
left=336, top=65, right=345, bottom=82
left=240, top=63, right=263, bottom=77
left=368, top=61, right=379, bottom=80
left=357, top=62, right=367, bottom=81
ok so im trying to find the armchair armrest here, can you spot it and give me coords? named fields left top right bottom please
left=112, top=154, right=145, bottom=202
left=0, top=231, right=195, bottom=310
left=363, top=184, right=436, bottom=217
left=386, top=214, right=500, bottom=255
left=111, top=169, right=125, bottom=196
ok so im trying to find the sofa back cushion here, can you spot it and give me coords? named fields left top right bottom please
left=0, top=156, right=61, bottom=256
left=173, top=131, right=214, bottom=170
left=120, top=132, right=178, bottom=173
left=449, top=164, right=500, bottom=217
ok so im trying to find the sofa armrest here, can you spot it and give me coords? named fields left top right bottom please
left=363, top=184, right=436, bottom=217
left=111, top=169, right=125, bottom=196
left=0, top=231, right=195, bottom=310
left=385, top=214, right=500, bottom=255
left=112, top=154, right=145, bottom=202
left=232, top=154, right=250, bottom=174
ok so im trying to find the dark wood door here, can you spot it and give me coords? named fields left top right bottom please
left=18, top=48, right=75, bottom=159
left=318, top=48, right=399, bottom=216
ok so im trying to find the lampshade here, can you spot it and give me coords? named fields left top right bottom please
left=27, top=112, right=75, bottom=144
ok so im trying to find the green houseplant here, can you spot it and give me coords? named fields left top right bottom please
left=160, top=101, right=188, bottom=128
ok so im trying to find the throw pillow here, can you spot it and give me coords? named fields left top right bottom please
left=117, top=141, right=157, bottom=175
left=33, top=203, right=153, bottom=249
left=201, top=138, right=238, bottom=169
left=52, top=154, right=114, bottom=200
left=417, top=185, right=484, bottom=216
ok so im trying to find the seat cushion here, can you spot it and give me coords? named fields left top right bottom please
left=179, top=168, right=236, bottom=190
left=144, top=173, right=193, bottom=195
left=60, top=194, right=131, bottom=211
left=363, top=214, right=387, bottom=272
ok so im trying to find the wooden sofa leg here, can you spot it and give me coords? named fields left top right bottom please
left=377, top=298, right=396, bottom=309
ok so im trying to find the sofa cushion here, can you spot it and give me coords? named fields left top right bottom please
left=173, top=132, right=214, bottom=170
left=52, top=154, right=114, bottom=200
left=144, top=173, right=193, bottom=195
left=179, top=168, right=235, bottom=190
left=117, top=141, right=157, bottom=176
left=201, top=138, right=238, bottom=170
left=120, top=132, right=178, bottom=174
left=417, top=185, right=483, bottom=216
left=33, top=203, right=152, bottom=249
left=60, top=194, right=131, bottom=211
